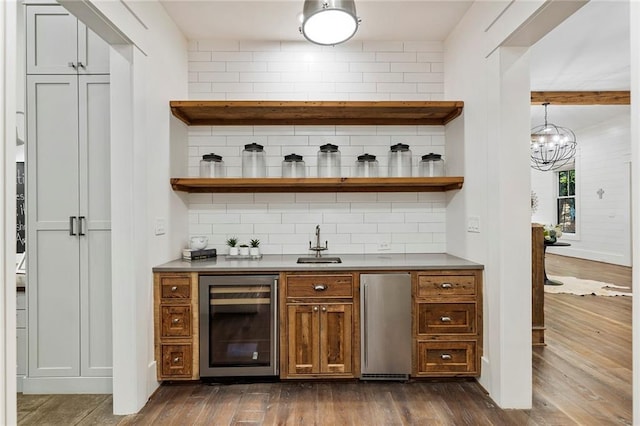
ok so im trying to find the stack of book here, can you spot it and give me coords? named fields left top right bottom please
left=182, top=248, right=217, bottom=261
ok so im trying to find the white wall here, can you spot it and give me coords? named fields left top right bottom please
left=59, top=0, right=189, bottom=415
left=186, top=41, right=449, bottom=255
left=532, top=113, right=632, bottom=266
left=1, top=1, right=18, bottom=424
left=444, top=0, right=582, bottom=409
left=628, top=4, right=639, bottom=421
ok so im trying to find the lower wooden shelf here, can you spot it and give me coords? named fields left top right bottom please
left=170, top=177, right=464, bottom=193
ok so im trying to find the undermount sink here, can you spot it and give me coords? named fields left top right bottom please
left=296, top=257, right=342, bottom=264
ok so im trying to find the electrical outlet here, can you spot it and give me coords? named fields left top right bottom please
left=467, top=216, right=480, bottom=233
left=154, top=217, right=166, bottom=236
left=377, top=241, right=391, bottom=251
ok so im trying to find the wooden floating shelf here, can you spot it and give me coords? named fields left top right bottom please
left=170, top=177, right=464, bottom=193
left=170, top=100, right=464, bottom=126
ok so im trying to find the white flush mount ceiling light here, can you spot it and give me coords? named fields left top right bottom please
left=530, top=103, right=577, bottom=171
left=299, top=0, right=360, bottom=46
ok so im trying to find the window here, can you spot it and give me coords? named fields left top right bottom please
left=557, top=169, right=576, bottom=233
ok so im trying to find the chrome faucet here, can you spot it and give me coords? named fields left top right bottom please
left=309, top=224, right=328, bottom=258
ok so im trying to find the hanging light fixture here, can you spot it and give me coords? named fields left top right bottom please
left=299, top=0, right=360, bottom=46
left=530, top=102, right=577, bottom=171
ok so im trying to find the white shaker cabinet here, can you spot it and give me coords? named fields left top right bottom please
left=26, top=5, right=109, bottom=75
left=25, top=4, right=112, bottom=393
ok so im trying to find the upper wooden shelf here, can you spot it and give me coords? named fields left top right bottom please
left=170, top=101, right=464, bottom=126
left=170, top=177, right=464, bottom=193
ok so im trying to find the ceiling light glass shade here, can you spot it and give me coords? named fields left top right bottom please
left=300, top=0, right=359, bottom=46
left=530, top=103, right=577, bottom=171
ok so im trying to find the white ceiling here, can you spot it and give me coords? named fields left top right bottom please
left=159, top=0, right=631, bottom=131
left=159, top=0, right=473, bottom=42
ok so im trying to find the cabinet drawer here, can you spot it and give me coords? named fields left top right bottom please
left=160, top=275, right=191, bottom=299
left=161, top=305, right=192, bottom=337
left=417, top=303, right=476, bottom=334
left=417, top=275, right=476, bottom=298
left=417, top=341, right=476, bottom=375
left=286, top=274, right=353, bottom=298
left=161, top=344, right=192, bottom=378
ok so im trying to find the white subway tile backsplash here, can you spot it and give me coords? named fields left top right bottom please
left=190, top=61, right=226, bottom=72
left=337, top=223, right=378, bottom=234
left=189, top=82, right=213, bottom=93
left=419, top=222, right=447, bottom=233
left=363, top=73, right=403, bottom=83
left=363, top=41, right=404, bottom=52
left=211, top=82, right=254, bottom=93
left=282, top=72, right=323, bottom=83
left=377, top=193, right=419, bottom=202
left=403, top=41, right=443, bottom=52
left=240, top=213, right=282, bottom=224
left=416, top=52, right=444, bottom=62
left=335, top=82, right=377, bottom=93
left=240, top=73, right=282, bottom=83
left=227, top=62, right=268, bottom=72
left=211, top=51, right=252, bottom=62
left=377, top=83, right=418, bottom=93
left=199, top=213, right=242, bottom=224
left=376, top=52, right=417, bottom=62
left=334, top=51, right=376, bottom=62
left=186, top=39, right=448, bottom=254
left=198, top=40, right=239, bottom=52
left=417, top=83, right=445, bottom=93
left=322, top=213, right=365, bottom=224
left=188, top=51, right=212, bottom=62
left=350, top=203, right=391, bottom=213
left=405, top=73, right=444, bottom=83
left=239, top=41, right=282, bottom=51
left=405, top=212, right=446, bottom=223
left=364, top=212, right=405, bottom=223
left=349, top=62, right=389, bottom=73
left=283, top=213, right=324, bottom=224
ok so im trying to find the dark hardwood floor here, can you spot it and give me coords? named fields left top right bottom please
left=18, top=254, right=632, bottom=425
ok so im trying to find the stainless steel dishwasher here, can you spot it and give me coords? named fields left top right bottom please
left=360, top=273, right=412, bottom=380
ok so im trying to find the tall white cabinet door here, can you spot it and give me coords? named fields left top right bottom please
left=26, top=6, right=78, bottom=75
left=27, top=75, right=81, bottom=377
left=78, top=75, right=112, bottom=376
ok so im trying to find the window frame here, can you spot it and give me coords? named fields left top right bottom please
left=556, top=167, right=577, bottom=237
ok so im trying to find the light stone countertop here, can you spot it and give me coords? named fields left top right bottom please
left=153, top=252, right=483, bottom=273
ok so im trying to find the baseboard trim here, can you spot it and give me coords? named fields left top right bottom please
left=22, top=376, right=112, bottom=394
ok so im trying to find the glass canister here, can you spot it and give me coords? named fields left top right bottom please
left=199, top=153, right=225, bottom=177
left=388, top=143, right=412, bottom=177
left=282, top=153, right=306, bottom=178
left=242, top=143, right=266, bottom=178
left=317, top=143, right=341, bottom=177
left=355, top=153, right=379, bottom=177
left=420, top=153, right=445, bottom=177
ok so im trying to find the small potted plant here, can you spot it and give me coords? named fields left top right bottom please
left=249, top=239, right=261, bottom=256
left=238, top=244, right=250, bottom=256
left=226, top=237, right=239, bottom=256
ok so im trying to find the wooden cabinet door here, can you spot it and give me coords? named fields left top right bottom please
left=319, top=304, right=352, bottom=374
left=287, top=304, right=320, bottom=375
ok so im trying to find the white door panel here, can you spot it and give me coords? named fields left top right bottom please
left=29, top=231, right=80, bottom=376
left=26, top=6, right=78, bottom=75
left=81, top=230, right=112, bottom=376
left=79, top=75, right=111, bottom=226
left=27, top=75, right=79, bottom=226
left=77, top=24, right=110, bottom=75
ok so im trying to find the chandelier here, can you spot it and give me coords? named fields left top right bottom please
left=299, top=0, right=360, bottom=46
left=530, top=103, right=577, bottom=171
